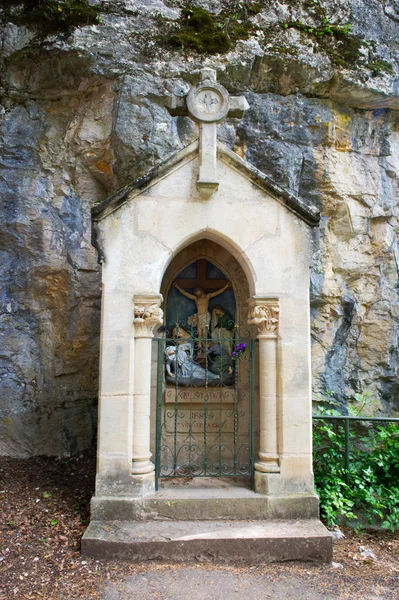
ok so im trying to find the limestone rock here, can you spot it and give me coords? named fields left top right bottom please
left=0, top=0, right=398, bottom=456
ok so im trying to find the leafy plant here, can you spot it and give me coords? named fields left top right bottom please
left=313, top=394, right=399, bottom=531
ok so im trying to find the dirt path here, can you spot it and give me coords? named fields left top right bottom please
left=101, top=564, right=399, bottom=600
left=1, top=453, right=398, bottom=599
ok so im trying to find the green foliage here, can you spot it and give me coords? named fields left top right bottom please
left=284, top=19, right=352, bottom=38
left=0, top=0, right=102, bottom=36
left=313, top=396, right=399, bottom=531
left=367, top=59, right=395, bottom=76
left=283, top=15, right=363, bottom=68
left=168, top=6, right=230, bottom=55
left=166, top=3, right=260, bottom=55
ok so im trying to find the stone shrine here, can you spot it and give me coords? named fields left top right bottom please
left=82, top=69, right=332, bottom=562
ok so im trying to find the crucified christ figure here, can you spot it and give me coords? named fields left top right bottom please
left=172, top=281, right=232, bottom=340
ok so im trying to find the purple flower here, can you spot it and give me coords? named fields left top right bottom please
left=232, top=342, right=247, bottom=360
left=235, top=343, right=247, bottom=352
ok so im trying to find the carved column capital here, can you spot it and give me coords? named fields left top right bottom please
left=247, top=298, right=279, bottom=336
left=133, top=294, right=163, bottom=338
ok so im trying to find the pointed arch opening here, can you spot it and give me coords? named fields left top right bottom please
left=151, top=238, right=258, bottom=486
left=161, top=238, right=254, bottom=327
left=159, top=230, right=256, bottom=299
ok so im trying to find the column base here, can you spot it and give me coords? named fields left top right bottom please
left=131, top=458, right=155, bottom=475
left=95, top=471, right=155, bottom=499
left=254, top=470, right=279, bottom=495
left=130, top=471, right=155, bottom=498
left=255, top=452, right=280, bottom=473
left=254, top=471, right=319, bottom=519
left=255, top=461, right=280, bottom=474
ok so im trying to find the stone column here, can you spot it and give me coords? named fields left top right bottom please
left=132, top=295, right=163, bottom=494
left=248, top=298, right=280, bottom=486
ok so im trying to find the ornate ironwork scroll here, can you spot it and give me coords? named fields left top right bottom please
left=154, top=323, right=255, bottom=486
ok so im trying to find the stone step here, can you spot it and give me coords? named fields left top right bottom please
left=82, top=519, right=333, bottom=563
left=91, top=479, right=320, bottom=521
left=92, top=493, right=319, bottom=521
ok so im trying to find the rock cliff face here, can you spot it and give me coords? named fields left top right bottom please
left=0, top=0, right=398, bottom=456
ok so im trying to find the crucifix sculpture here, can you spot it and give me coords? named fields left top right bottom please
left=166, top=68, right=249, bottom=198
left=172, top=259, right=231, bottom=340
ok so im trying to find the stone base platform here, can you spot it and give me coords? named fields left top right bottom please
left=82, top=519, right=333, bottom=563
left=91, top=478, right=320, bottom=521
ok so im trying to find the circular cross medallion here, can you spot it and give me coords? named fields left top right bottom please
left=186, top=81, right=229, bottom=123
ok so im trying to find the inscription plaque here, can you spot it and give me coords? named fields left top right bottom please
left=164, top=408, right=234, bottom=433
left=164, top=387, right=235, bottom=404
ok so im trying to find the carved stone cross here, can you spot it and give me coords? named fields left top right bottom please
left=166, top=68, right=249, bottom=199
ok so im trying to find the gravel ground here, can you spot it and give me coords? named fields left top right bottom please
left=102, top=565, right=399, bottom=600
left=1, top=452, right=398, bottom=599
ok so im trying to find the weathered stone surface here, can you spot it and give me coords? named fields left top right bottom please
left=82, top=519, right=333, bottom=563
left=0, top=0, right=398, bottom=456
left=0, top=61, right=106, bottom=456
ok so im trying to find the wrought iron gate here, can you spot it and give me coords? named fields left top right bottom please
left=154, top=330, right=255, bottom=489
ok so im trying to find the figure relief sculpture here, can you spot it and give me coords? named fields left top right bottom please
left=211, top=305, right=234, bottom=356
left=164, top=343, right=220, bottom=386
left=165, top=268, right=235, bottom=386
left=171, top=325, right=192, bottom=343
left=200, top=92, right=219, bottom=114
left=172, top=280, right=231, bottom=340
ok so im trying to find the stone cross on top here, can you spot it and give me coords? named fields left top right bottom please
left=166, top=68, right=249, bottom=198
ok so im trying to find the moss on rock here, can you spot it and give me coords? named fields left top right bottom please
left=0, top=0, right=102, bottom=36
left=367, top=59, right=395, bottom=77
left=166, top=3, right=259, bottom=55
left=283, top=19, right=364, bottom=69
